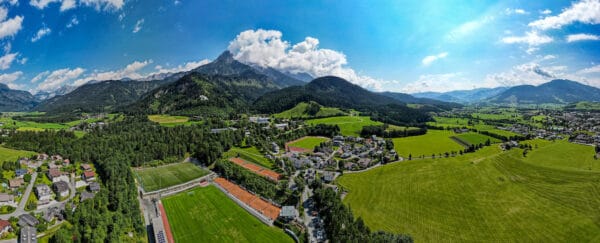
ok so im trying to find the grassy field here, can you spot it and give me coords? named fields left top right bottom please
left=222, top=146, right=274, bottom=168
left=0, top=146, right=36, bottom=163
left=453, top=132, right=500, bottom=145
left=134, top=162, right=209, bottom=192
left=522, top=140, right=600, bottom=171
left=392, top=130, right=465, bottom=157
left=163, top=186, right=293, bottom=243
left=288, top=136, right=330, bottom=150
left=337, top=146, right=600, bottom=242
left=273, top=102, right=346, bottom=119
left=306, top=116, right=382, bottom=136
left=148, top=114, right=201, bottom=127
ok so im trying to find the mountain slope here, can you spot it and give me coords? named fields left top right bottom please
left=0, top=84, right=39, bottom=112
left=379, top=92, right=462, bottom=110
left=254, top=76, right=431, bottom=125
left=487, top=79, right=600, bottom=104
left=34, top=79, right=172, bottom=113
left=194, top=51, right=305, bottom=88
left=413, top=87, right=508, bottom=103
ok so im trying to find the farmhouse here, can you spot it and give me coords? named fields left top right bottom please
left=0, top=220, right=11, bottom=234
left=35, top=184, right=53, bottom=204
left=9, top=178, right=24, bottom=189
left=53, top=181, right=70, bottom=198
left=19, top=226, right=36, bottom=243
left=83, top=171, right=96, bottom=182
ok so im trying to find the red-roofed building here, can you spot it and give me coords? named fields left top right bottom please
left=83, top=171, right=96, bottom=182
left=0, top=219, right=12, bottom=234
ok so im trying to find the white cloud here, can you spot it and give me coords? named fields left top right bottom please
left=0, top=15, right=23, bottom=39
left=529, top=0, right=600, bottom=30
left=29, top=0, right=59, bottom=9
left=0, top=7, right=7, bottom=22
left=0, top=0, right=18, bottom=6
left=133, top=19, right=144, bottom=33
left=446, top=16, right=493, bottom=41
left=540, top=9, right=552, bottom=15
left=31, top=27, right=51, bottom=42
left=80, top=0, right=124, bottom=11
left=421, top=52, right=448, bottom=66
left=18, top=57, right=26, bottom=64
left=400, top=72, right=479, bottom=93
left=227, top=29, right=382, bottom=90
left=36, top=68, right=85, bottom=91
left=0, top=52, right=16, bottom=70
left=31, top=71, right=50, bottom=83
left=566, top=33, right=600, bottom=42
left=526, top=47, right=539, bottom=55
left=501, top=31, right=553, bottom=46
left=153, top=59, right=210, bottom=74
left=0, top=71, right=23, bottom=89
left=174, top=0, right=181, bottom=5
left=505, top=8, right=529, bottom=15
left=578, top=64, right=600, bottom=74
left=542, top=55, right=556, bottom=60
left=66, top=16, right=79, bottom=28
left=73, top=60, right=152, bottom=87
left=60, top=0, right=76, bottom=11
left=484, top=62, right=565, bottom=87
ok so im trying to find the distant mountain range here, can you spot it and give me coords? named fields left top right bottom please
left=412, top=87, right=509, bottom=103
left=0, top=83, right=38, bottom=112
left=485, top=79, right=600, bottom=105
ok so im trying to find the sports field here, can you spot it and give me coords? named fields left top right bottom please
left=337, top=146, right=600, bottom=242
left=162, top=186, right=293, bottom=243
left=453, top=132, right=500, bottom=146
left=287, top=136, right=329, bottom=150
left=0, top=146, right=36, bottom=163
left=523, top=140, right=599, bottom=171
left=134, top=162, right=209, bottom=192
left=306, top=116, right=382, bottom=136
left=392, top=130, right=464, bottom=157
left=223, top=146, right=274, bottom=168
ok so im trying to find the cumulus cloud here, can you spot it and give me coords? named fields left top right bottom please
left=0, top=71, right=23, bottom=89
left=29, top=0, right=59, bottom=9
left=153, top=59, right=210, bottom=74
left=505, top=8, right=529, bottom=15
left=566, top=33, right=600, bottom=42
left=0, top=0, right=18, bottom=6
left=529, top=0, right=600, bottom=30
left=400, top=72, right=479, bottom=93
left=36, top=68, right=85, bottom=91
left=421, top=52, right=448, bottom=66
left=227, top=29, right=382, bottom=90
left=501, top=31, right=553, bottom=46
left=60, top=0, right=76, bottom=11
left=31, top=27, right=51, bottom=42
left=80, top=0, right=124, bottom=11
left=578, top=64, right=600, bottom=74
left=0, top=15, right=23, bottom=39
left=484, top=62, right=564, bottom=87
left=73, top=60, right=152, bottom=87
left=31, top=71, right=50, bottom=83
left=133, top=19, right=144, bottom=33
left=540, top=9, right=552, bottom=15
left=0, top=52, right=16, bottom=70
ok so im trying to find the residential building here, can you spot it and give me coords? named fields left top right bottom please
left=47, top=169, right=68, bottom=183
left=0, top=193, right=14, bottom=205
left=0, top=220, right=11, bottom=234
left=35, top=184, right=52, bottom=204
left=80, top=164, right=92, bottom=171
left=80, top=191, right=95, bottom=202
left=15, top=169, right=28, bottom=178
left=89, top=182, right=100, bottom=192
left=279, top=206, right=298, bottom=221
left=83, top=171, right=96, bottom=182
left=53, top=181, right=70, bottom=198
left=9, top=178, right=24, bottom=189
left=18, top=214, right=39, bottom=227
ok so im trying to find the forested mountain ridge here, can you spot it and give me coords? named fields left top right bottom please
left=486, top=79, right=600, bottom=104
left=0, top=83, right=39, bottom=112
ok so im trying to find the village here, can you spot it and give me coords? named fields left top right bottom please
left=0, top=153, right=100, bottom=242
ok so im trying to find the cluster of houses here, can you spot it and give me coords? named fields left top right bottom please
left=335, top=135, right=396, bottom=171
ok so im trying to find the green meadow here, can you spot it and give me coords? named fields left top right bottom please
left=0, top=146, right=36, bottom=163
left=163, top=186, right=292, bottom=243
left=287, top=136, right=330, bottom=150
left=306, top=116, right=382, bottom=136
left=222, top=146, right=274, bottom=168
left=337, top=146, right=600, bottom=242
left=392, top=130, right=465, bottom=157
left=273, top=102, right=346, bottom=119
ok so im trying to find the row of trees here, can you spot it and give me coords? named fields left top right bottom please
left=312, top=183, right=413, bottom=243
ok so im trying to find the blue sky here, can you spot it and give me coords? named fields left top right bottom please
left=1, top=0, right=600, bottom=93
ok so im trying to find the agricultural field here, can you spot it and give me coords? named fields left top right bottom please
left=222, top=146, right=274, bottom=168
left=337, top=146, right=600, bottom=242
left=522, top=140, right=599, bottom=171
left=287, top=136, right=330, bottom=150
left=453, top=132, right=500, bottom=146
left=163, top=186, right=293, bottom=243
left=273, top=102, right=346, bottom=119
left=306, top=116, right=382, bottom=136
left=134, top=162, right=209, bottom=192
left=148, top=114, right=201, bottom=127
left=392, top=130, right=465, bottom=157
left=0, top=146, right=36, bottom=163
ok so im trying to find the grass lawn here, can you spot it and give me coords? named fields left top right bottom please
left=223, top=146, right=274, bottom=168
left=392, top=130, right=465, bottom=157
left=306, top=116, right=382, bottom=136
left=337, top=146, right=600, bottom=242
left=148, top=114, right=199, bottom=127
left=134, top=162, right=209, bottom=192
left=523, top=140, right=600, bottom=171
left=274, top=102, right=346, bottom=119
left=163, top=186, right=293, bottom=243
left=453, top=132, right=500, bottom=146
left=0, top=146, right=36, bottom=163
left=288, top=136, right=330, bottom=150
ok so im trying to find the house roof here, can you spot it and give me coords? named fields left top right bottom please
left=53, top=181, right=69, bottom=192
left=84, top=171, right=95, bottom=178
left=48, top=168, right=64, bottom=178
left=89, top=182, right=100, bottom=191
left=280, top=206, right=297, bottom=218
left=0, top=220, right=10, bottom=230
left=0, top=194, right=13, bottom=202
left=18, top=214, right=39, bottom=226
left=9, top=178, right=24, bottom=188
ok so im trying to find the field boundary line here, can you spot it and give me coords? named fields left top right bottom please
left=142, top=173, right=216, bottom=198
